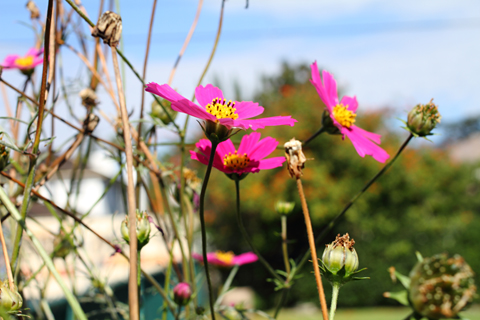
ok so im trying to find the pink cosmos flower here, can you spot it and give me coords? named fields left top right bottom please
left=310, top=61, right=390, bottom=163
left=190, top=132, right=285, bottom=175
left=193, top=251, right=258, bottom=267
left=1, top=48, right=43, bottom=71
left=145, top=83, right=296, bottom=130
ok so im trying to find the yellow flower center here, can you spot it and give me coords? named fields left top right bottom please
left=206, top=97, right=239, bottom=120
left=223, top=151, right=250, bottom=170
left=14, top=56, right=34, bottom=68
left=215, top=251, right=235, bottom=264
left=332, top=104, right=356, bottom=128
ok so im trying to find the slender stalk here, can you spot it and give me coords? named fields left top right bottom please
left=0, top=218, right=14, bottom=290
left=199, top=141, right=219, bottom=320
left=175, top=305, right=182, bottom=320
left=168, top=0, right=204, bottom=85
left=273, top=289, right=289, bottom=319
left=137, top=250, right=141, bottom=286
left=111, top=46, right=139, bottom=320
left=0, top=187, right=88, bottom=320
left=234, top=179, right=283, bottom=282
left=329, top=283, right=341, bottom=320
left=297, top=133, right=414, bottom=270
left=303, top=126, right=325, bottom=146
left=10, top=0, right=55, bottom=268
left=214, top=264, right=239, bottom=307
left=281, top=215, right=290, bottom=274
left=296, top=178, right=329, bottom=320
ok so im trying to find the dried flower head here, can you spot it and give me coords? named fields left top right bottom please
left=26, top=1, right=40, bottom=19
left=284, top=138, right=306, bottom=178
left=79, top=88, right=98, bottom=108
left=83, top=113, right=100, bottom=133
left=92, top=11, right=122, bottom=47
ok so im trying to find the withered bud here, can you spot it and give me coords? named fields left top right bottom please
left=92, top=11, right=122, bottom=47
left=83, top=113, right=100, bottom=133
left=284, top=138, right=306, bottom=178
left=26, top=1, right=40, bottom=19
left=79, top=88, right=98, bottom=107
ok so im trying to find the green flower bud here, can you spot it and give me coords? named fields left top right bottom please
left=204, top=120, right=232, bottom=143
left=322, top=110, right=341, bottom=135
left=275, top=201, right=295, bottom=215
left=406, top=99, right=441, bottom=137
left=0, top=282, right=22, bottom=312
left=121, top=210, right=151, bottom=250
left=319, top=233, right=366, bottom=286
left=151, top=99, right=177, bottom=125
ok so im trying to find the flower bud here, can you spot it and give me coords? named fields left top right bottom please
left=53, top=231, right=73, bottom=259
left=173, top=282, right=192, bottom=306
left=0, top=282, right=22, bottom=312
left=275, top=201, right=295, bottom=215
left=0, top=141, right=10, bottom=172
left=406, top=99, right=441, bottom=137
left=320, top=233, right=365, bottom=286
left=151, top=99, right=177, bottom=125
left=92, top=11, right=122, bottom=47
left=284, top=138, right=306, bottom=178
left=121, top=211, right=151, bottom=249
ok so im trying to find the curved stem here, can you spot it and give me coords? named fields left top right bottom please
left=303, top=126, right=325, bottom=146
left=329, top=283, right=341, bottom=320
left=199, top=141, right=219, bottom=320
left=234, top=179, right=283, bottom=282
left=297, top=133, right=414, bottom=270
left=281, top=215, right=290, bottom=275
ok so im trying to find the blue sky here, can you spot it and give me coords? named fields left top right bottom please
left=1, top=0, right=479, bottom=144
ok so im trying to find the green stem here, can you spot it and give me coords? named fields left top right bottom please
left=175, top=305, right=182, bottom=320
left=273, top=289, right=289, bottom=319
left=329, top=283, right=341, bottom=320
left=234, top=179, right=283, bottom=282
left=281, top=215, right=290, bottom=275
left=162, top=257, right=173, bottom=320
left=303, top=126, right=325, bottom=146
left=0, top=187, right=88, bottom=320
left=297, top=133, right=414, bottom=270
left=199, top=141, right=219, bottom=320
left=137, top=250, right=141, bottom=286
left=214, top=264, right=239, bottom=307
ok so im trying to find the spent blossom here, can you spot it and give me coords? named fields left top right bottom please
left=310, top=61, right=389, bottom=163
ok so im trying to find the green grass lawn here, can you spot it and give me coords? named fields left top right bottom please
left=262, top=306, right=480, bottom=320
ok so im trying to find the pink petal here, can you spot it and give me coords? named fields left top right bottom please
left=322, top=70, right=339, bottom=106
left=342, top=126, right=390, bottom=163
left=216, top=139, right=236, bottom=157
left=217, top=118, right=235, bottom=129
left=235, top=101, right=264, bottom=119
left=192, top=139, right=226, bottom=171
left=340, top=95, right=358, bottom=113
left=2, top=55, right=19, bottom=68
left=189, top=150, right=209, bottom=166
left=195, top=84, right=224, bottom=108
left=233, top=116, right=297, bottom=131
left=145, top=82, right=215, bottom=121
left=246, top=136, right=279, bottom=161
left=309, top=62, right=337, bottom=111
left=351, top=125, right=382, bottom=145
left=237, top=132, right=261, bottom=155
left=26, top=48, right=43, bottom=57
left=255, top=157, right=286, bottom=170
left=232, top=252, right=258, bottom=265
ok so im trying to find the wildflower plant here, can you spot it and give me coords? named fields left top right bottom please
left=0, top=2, right=461, bottom=320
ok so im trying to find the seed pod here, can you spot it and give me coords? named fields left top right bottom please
left=121, top=211, right=151, bottom=250
left=83, top=113, right=100, bottom=133
left=409, top=254, right=476, bottom=319
left=284, top=138, right=306, bottom=178
left=151, top=99, right=177, bottom=125
left=91, top=11, right=122, bottom=47
left=26, top=1, right=40, bottom=19
left=0, top=141, right=10, bottom=172
left=79, top=88, right=98, bottom=108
